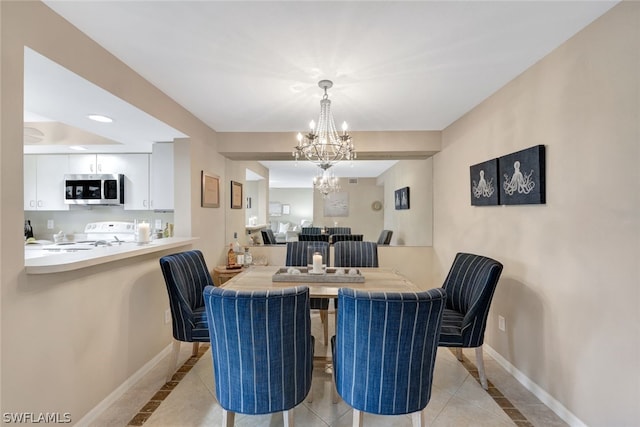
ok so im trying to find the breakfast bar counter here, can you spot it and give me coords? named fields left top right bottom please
left=25, top=237, right=198, bottom=274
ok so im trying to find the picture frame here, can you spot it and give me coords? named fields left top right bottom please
left=499, top=145, right=546, bottom=205
left=201, top=171, right=220, bottom=208
left=231, top=181, right=243, bottom=209
left=470, top=159, right=499, bottom=206
left=394, top=187, right=410, bottom=210
left=282, top=204, right=290, bottom=215
left=324, top=192, right=349, bottom=217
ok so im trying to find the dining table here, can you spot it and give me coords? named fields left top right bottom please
left=218, top=265, right=422, bottom=298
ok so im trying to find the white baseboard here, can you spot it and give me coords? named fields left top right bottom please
left=74, top=343, right=173, bottom=427
left=484, top=345, right=587, bottom=427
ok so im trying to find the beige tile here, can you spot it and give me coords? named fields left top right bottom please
left=431, top=395, right=516, bottom=427
left=516, top=404, right=568, bottom=427
left=454, top=376, right=512, bottom=421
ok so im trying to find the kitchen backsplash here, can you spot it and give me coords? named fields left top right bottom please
left=25, top=206, right=174, bottom=241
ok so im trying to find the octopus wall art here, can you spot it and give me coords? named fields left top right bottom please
left=470, top=159, right=499, bottom=205
left=498, top=145, right=546, bottom=205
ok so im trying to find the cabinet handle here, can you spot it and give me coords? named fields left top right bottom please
left=150, top=200, right=154, bottom=208
left=143, top=200, right=147, bottom=207
left=30, top=200, right=36, bottom=207
left=90, top=164, right=94, bottom=172
left=37, top=200, right=43, bottom=207
left=98, top=164, right=102, bottom=172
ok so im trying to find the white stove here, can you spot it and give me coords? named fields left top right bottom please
left=43, top=221, right=137, bottom=251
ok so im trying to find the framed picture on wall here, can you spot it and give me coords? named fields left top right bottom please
left=282, top=204, right=290, bottom=215
left=499, top=145, right=546, bottom=205
left=201, top=171, right=220, bottom=208
left=470, top=159, right=499, bottom=206
left=394, top=187, right=410, bottom=210
left=231, top=181, right=243, bottom=209
left=324, top=192, right=349, bottom=217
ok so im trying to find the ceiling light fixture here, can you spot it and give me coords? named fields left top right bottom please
left=313, top=169, right=341, bottom=198
left=293, top=80, right=355, bottom=171
left=87, top=114, right=113, bottom=123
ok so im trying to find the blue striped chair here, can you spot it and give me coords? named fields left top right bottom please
left=204, top=285, right=314, bottom=427
left=285, top=241, right=331, bottom=345
left=298, top=233, right=329, bottom=243
left=376, top=229, right=393, bottom=245
left=159, top=250, right=213, bottom=382
left=331, top=233, right=363, bottom=244
left=326, top=226, right=351, bottom=235
left=334, top=241, right=378, bottom=268
left=333, top=288, right=447, bottom=426
left=439, top=252, right=503, bottom=389
left=300, top=226, right=322, bottom=235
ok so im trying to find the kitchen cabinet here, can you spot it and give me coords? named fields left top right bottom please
left=150, top=143, right=174, bottom=211
left=100, top=154, right=150, bottom=210
left=24, top=154, right=69, bottom=211
left=68, top=153, right=150, bottom=210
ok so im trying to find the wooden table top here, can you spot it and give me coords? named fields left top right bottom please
left=219, top=265, right=420, bottom=298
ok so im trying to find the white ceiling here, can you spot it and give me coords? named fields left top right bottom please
left=28, top=1, right=617, bottom=184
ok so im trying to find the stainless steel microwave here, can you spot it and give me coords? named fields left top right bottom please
left=64, top=174, right=124, bottom=205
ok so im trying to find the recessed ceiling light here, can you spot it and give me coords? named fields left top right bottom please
left=69, top=145, right=88, bottom=151
left=87, top=114, right=113, bottom=123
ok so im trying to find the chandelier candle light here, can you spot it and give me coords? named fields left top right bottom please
left=293, top=80, right=356, bottom=171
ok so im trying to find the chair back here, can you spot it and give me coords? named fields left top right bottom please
left=331, top=234, right=363, bottom=243
left=204, top=285, right=314, bottom=414
left=261, top=229, right=277, bottom=244
left=159, top=250, right=213, bottom=341
left=377, top=230, right=393, bottom=245
left=334, top=241, right=378, bottom=267
left=285, top=241, right=330, bottom=267
left=298, top=234, right=330, bottom=243
left=334, top=287, right=447, bottom=415
left=300, top=226, right=322, bottom=235
left=442, top=252, right=503, bottom=346
left=326, top=226, right=351, bottom=235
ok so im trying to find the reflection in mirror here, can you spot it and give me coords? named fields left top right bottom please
left=258, top=159, right=433, bottom=247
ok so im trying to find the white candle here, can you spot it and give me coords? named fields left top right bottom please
left=138, top=222, right=150, bottom=243
left=312, top=252, right=322, bottom=273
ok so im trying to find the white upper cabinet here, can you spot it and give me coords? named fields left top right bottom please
left=150, top=143, right=174, bottom=211
left=68, top=153, right=150, bottom=210
left=24, top=154, right=69, bottom=211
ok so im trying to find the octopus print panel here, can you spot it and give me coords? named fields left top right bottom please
left=470, top=159, right=499, bottom=206
left=499, top=145, right=546, bottom=205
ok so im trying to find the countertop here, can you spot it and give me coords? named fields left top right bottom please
left=25, top=237, right=198, bottom=274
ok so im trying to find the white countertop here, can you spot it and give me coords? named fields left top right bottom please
left=25, top=237, right=198, bottom=274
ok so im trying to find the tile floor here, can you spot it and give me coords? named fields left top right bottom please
left=90, top=313, right=567, bottom=427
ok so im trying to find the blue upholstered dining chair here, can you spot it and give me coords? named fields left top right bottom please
left=326, top=226, right=351, bottom=235
left=376, top=229, right=393, bottom=245
left=159, top=250, right=213, bottom=382
left=298, top=233, right=329, bottom=243
left=438, top=252, right=503, bottom=390
left=204, top=285, right=314, bottom=427
left=332, top=287, right=447, bottom=426
left=300, top=226, right=322, bottom=235
left=334, top=241, right=379, bottom=268
left=330, top=234, right=363, bottom=244
left=261, top=229, right=277, bottom=245
left=285, top=241, right=331, bottom=345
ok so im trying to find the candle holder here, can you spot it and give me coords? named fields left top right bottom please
left=307, top=249, right=325, bottom=274
left=136, top=220, right=151, bottom=244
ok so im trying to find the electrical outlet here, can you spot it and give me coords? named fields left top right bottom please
left=47, top=219, right=54, bottom=229
left=498, top=315, right=506, bottom=332
left=164, top=309, right=171, bottom=324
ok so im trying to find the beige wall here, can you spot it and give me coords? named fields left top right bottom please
left=379, top=159, right=434, bottom=246
left=433, top=3, right=639, bottom=426
left=312, top=177, right=384, bottom=241
left=0, top=1, right=224, bottom=421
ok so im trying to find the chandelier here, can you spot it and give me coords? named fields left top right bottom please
left=293, top=80, right=356, bottom=171
left=313, top=169, right=341, bottom=198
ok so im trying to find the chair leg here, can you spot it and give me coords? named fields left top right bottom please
left=192, top=342, right=200, bottom=356
left=455, top=347, right=463, bottom=361
left=222, top=409, right=235, bottom=427
left=320, top=309, right=329, bottom=345
left=411, top=409, right=426, bottom=427
left=332, top=378, right=339, bottom=404
left=307, top=384, right=314, bottom=403
left=166, top=340, right=181, bottom=383
left=352, top=409, right=364, bottom=427
left=283, top=409, right=294, bottom=427
left=475, top=346, right=488, bottom=390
